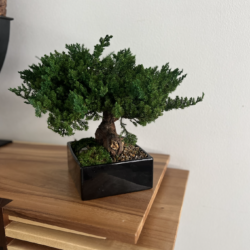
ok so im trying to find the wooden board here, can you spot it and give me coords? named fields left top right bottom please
left=8, top=239, right=58, bottom=250
left=8, top=216, right=106, bottom=239
left=0, top=142, right=169, bottom=244
left=6, top=168, right=189, bottom=250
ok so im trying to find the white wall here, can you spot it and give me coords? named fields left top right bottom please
left=1, top=1, right=250, bottom=249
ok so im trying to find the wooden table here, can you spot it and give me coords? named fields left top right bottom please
left=0, top=142, right=189, bottom=250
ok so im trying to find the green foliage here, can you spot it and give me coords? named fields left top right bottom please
left=71, top=137, right=112, bottom=167
left=165, top=93, right=204, bottom=111
left=120, top=118, right=137, bottom=145
left=71, top=137, right=97, bottom=153
left=9, top=35, right=204, bottom=143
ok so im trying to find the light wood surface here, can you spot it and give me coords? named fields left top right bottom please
left=6, top=168, right=189, bottom=250
left=8, top=239, right=58, bottom=250
left=9, top=216, right=106, bottom=239
left=0, top=142, right=169, bottom=244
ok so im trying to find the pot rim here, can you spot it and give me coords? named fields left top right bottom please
left=0, top=16, right=14, bottom=20
left=67, top=141, right=153, bottom=169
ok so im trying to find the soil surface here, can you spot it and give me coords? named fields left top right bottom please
left=111, top=144, right=148, bottom=163
left=73, top=138, right=148, bottom=167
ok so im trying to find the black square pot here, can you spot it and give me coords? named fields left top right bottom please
left=67, top=141, right=154, bottom=201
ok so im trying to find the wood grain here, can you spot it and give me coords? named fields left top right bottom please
left=0, top=198, right=12, bottom=250
left=6, top=168, right=189, bottom=250
left=0, top=142, right=169, bottom=244
left=9, top=216, right=106, bottom=239
left=8, top=239, right=58, bottom=250
left=0, top=0, right=7, bottom=16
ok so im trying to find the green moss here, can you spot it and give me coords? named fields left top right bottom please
left=71, top=137, right=112, bottom=167
left=71, top=137, right=98, bottom=154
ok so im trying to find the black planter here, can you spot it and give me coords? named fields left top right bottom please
left=0, top=16, right=13, bottom=72
left=0, top=16, right=13, bottom=146
left=0, top=140, right=12, bottom=147
left=67, top=141, right=154, bottom=201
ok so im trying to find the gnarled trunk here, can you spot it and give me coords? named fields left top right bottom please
left=95, top=112, right=123, bottom=156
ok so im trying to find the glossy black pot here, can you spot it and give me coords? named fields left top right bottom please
left=67, top=141, right=154, bottom=201
left=0, top=16, right=13, bottom=72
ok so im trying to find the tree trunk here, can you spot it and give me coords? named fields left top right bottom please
left=0, top=0, right=7, bottom=16
left=95, top=112, right=124, bottom=156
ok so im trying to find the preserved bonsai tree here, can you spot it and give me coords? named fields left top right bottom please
left=9, top=35, right=204, bottom=156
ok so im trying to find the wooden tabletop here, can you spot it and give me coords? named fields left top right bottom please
left=5, top=167, right=189, bottom=250
left=0, top=142, right=169, bottom=244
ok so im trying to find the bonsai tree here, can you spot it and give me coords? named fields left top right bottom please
left=9, top=35, right=204, bottom=156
